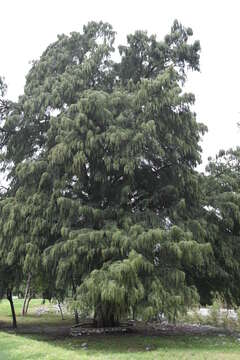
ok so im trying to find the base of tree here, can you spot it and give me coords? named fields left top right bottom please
left=70, top=326, right=128, bottom=336
left=70, top=319, right=133, bottom=336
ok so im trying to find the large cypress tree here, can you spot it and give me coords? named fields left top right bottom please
left=0, top=21, right=211, bottom=326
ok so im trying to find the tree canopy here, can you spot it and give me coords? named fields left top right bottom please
left=1, top=20, right=238, bottom=328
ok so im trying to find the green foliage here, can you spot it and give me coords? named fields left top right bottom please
left=207, top=295, right=223, bottom=327
left=196, top=148, right=240, bottom=306
left=0, top=21, right=211, bottom=326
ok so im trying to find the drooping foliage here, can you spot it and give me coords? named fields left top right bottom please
left=0, top=21, right=213, bottom=326
left=197, top=149, right=240, bottom=305
left=0, top=80, right=21, bottom=328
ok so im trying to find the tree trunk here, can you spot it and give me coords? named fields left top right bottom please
left=7, top=289, right=17, bottom=329
left=72, top=280, right=79, bottom=324
left=22, top=273, right=31, bottom=316
left=25, top=292, right=33, bottom=315
left=132, top=305, right=136, bottom=321
left=74, top=308, right=79, bottom=324
left=94, top=304, right=117, bottom=328
left=58, top=300, right=64, bottom=320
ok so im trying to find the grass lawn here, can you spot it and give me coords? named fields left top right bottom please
left=0, top=298, right=42, bottom=317
left=1, top=332, right=240, bottom=360
left=1, top=299, right=240, bottom=359
left=0, top=298, right=73, bottom=327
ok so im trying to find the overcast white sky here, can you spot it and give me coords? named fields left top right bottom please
left=1, top=0, right=240, bottom=170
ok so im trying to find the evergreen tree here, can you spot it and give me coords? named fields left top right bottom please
left=0, top=79, right=21, bottom=328
left=0, top=21, right=211, bottom=326
left=0, top=192, right=23, bottom=328
left=198, top=148, right=240, bottom=305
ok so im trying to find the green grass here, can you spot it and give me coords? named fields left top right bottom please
left=0, top=298, right=42, bottom=317
left=1, top=332, right=240, bottom=360
left=1, top=299, right=240, bottom=359
left=0, top=298, right=73, bottom=327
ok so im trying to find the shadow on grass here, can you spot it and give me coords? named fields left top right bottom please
left=9, top=332, right=240, bottom=355
left=1, top=330, right=240, bottom=360
left=1, top=310, right=240, bottom=360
